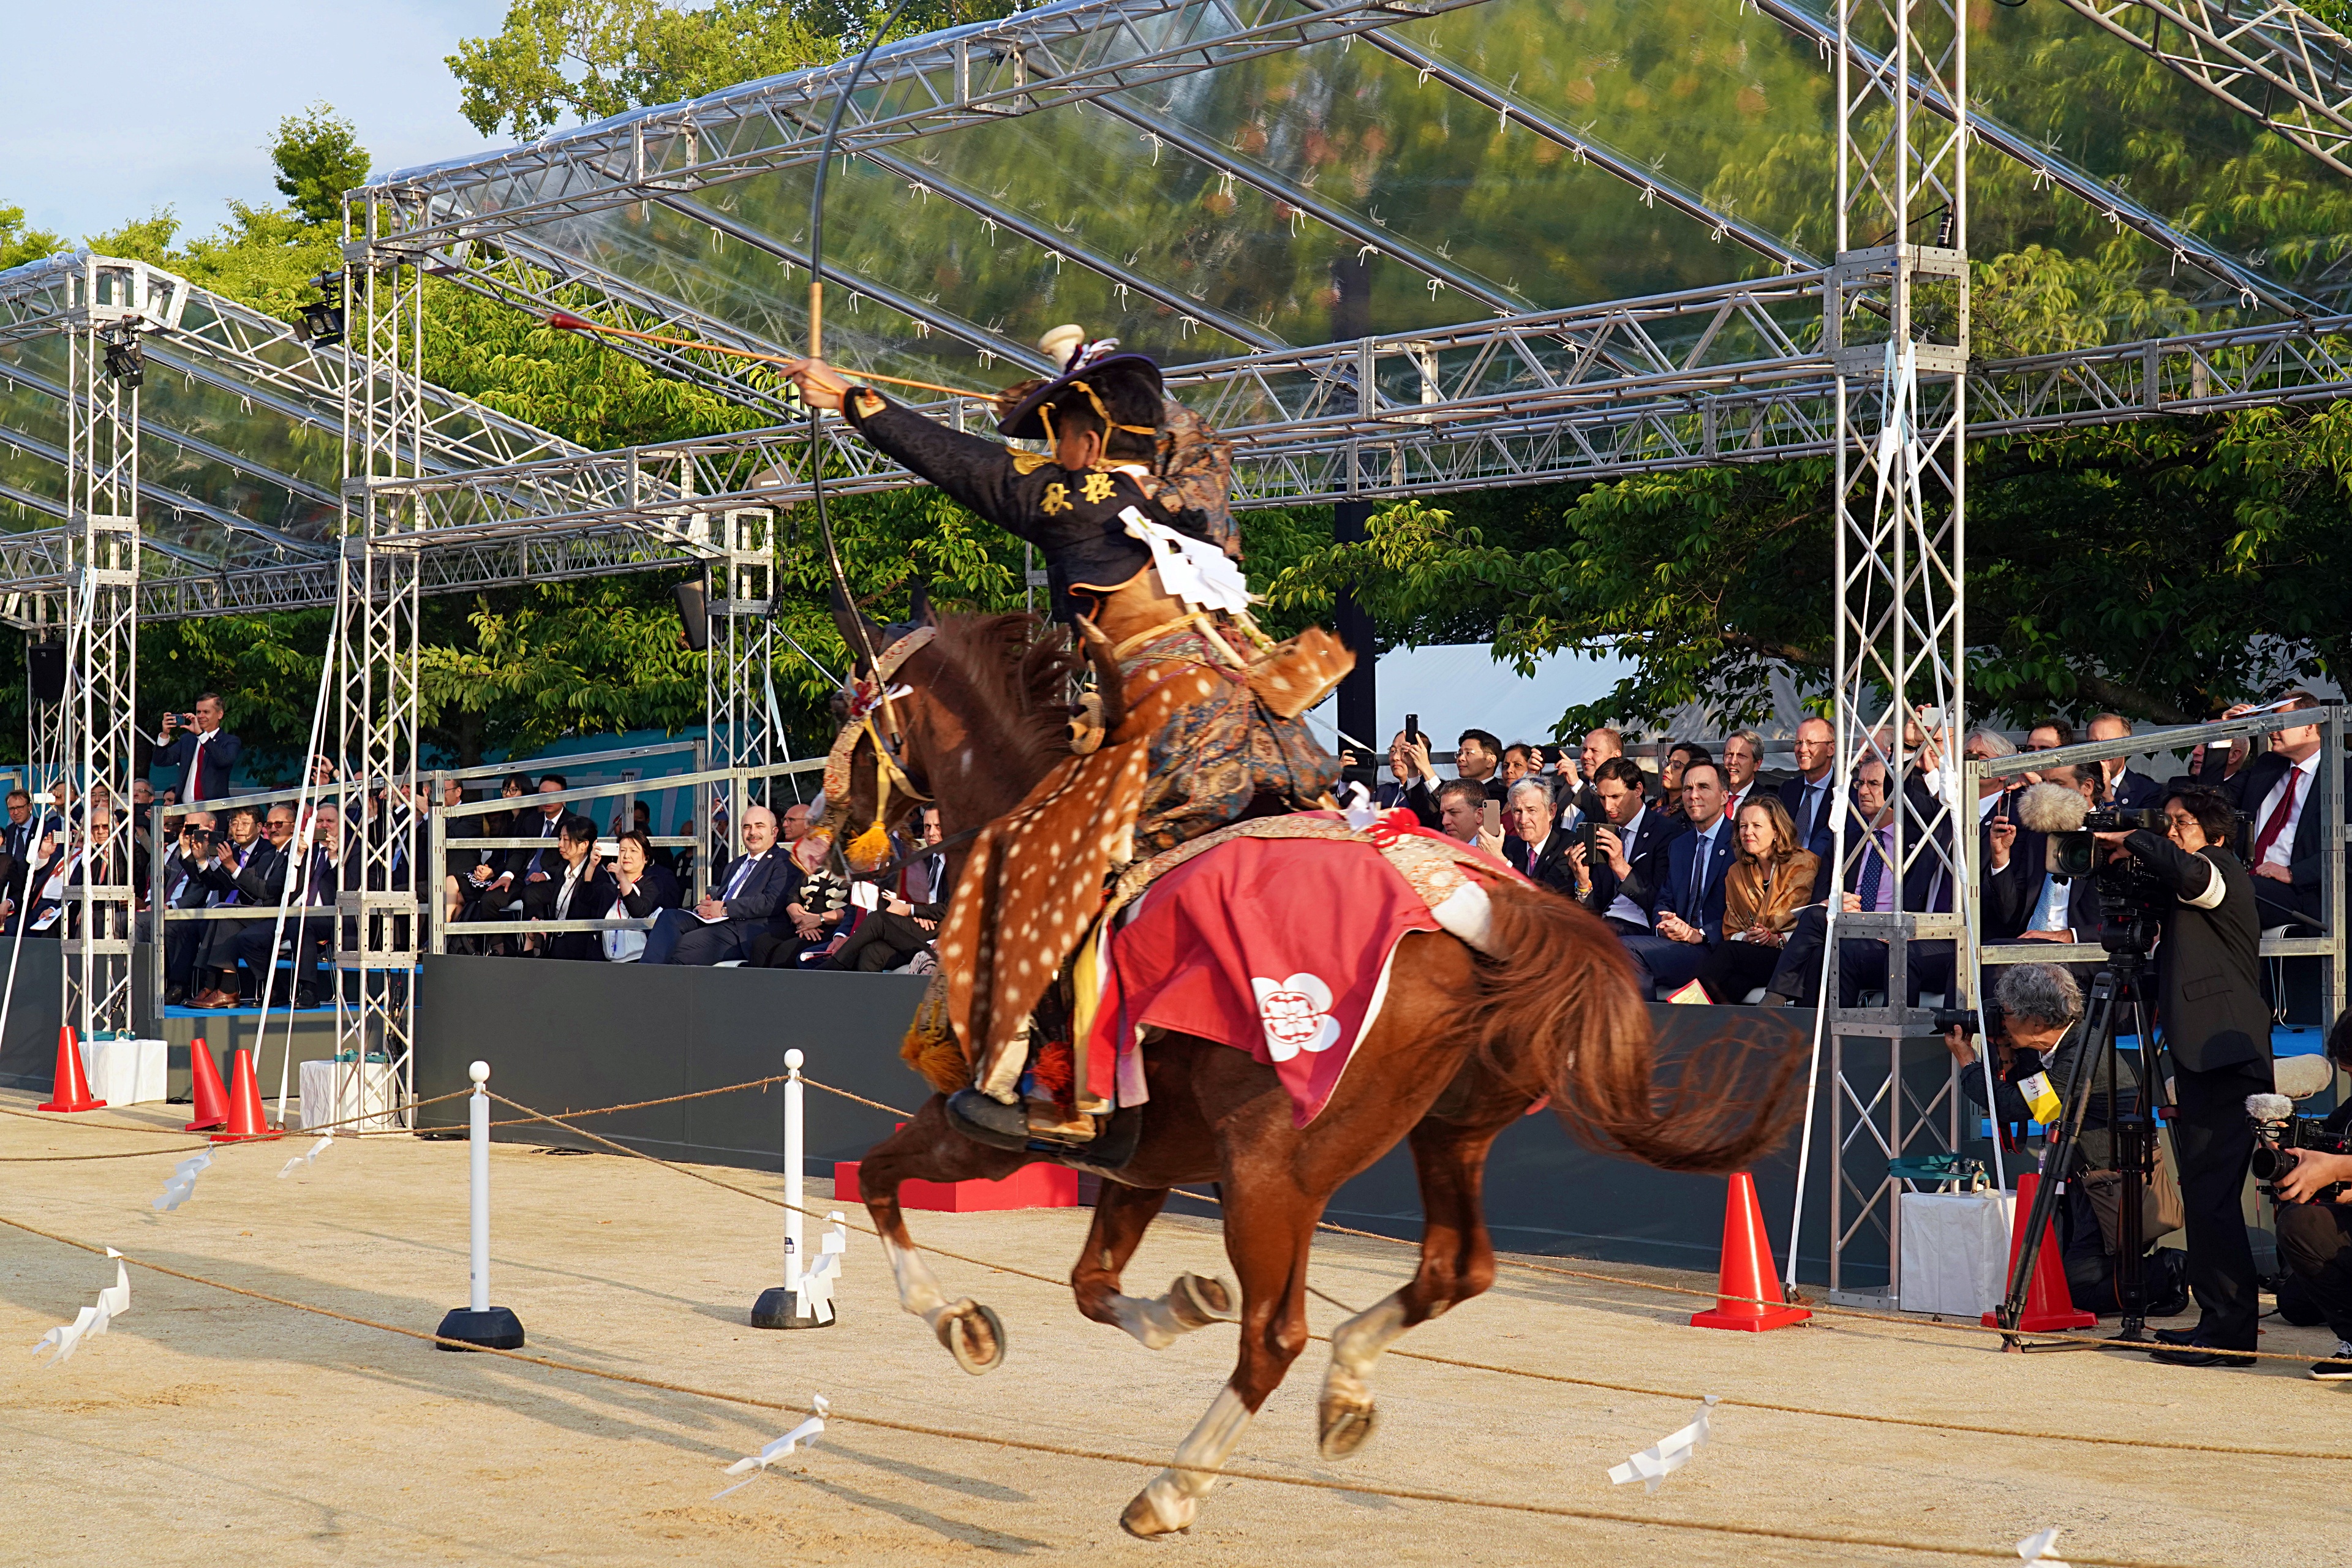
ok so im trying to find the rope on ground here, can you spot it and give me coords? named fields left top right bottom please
left=0, top=1210, right=2223, bottom=1568
left=792, top=1076, right=2352, bottom=1457
left=0, top=1088, right=475, bottom=1161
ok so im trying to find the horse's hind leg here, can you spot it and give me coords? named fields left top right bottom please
left=1318, top=1114, right=1508, bottom=1460
left=1073, top=1183, right=1240, bottom=1350
left=1121, top=1189, right=1315, bottom=1537
left=855, top=1105, right=1021, bottom=1376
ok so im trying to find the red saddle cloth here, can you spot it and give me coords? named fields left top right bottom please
left=1081, top=833, right=1443, bottom=1126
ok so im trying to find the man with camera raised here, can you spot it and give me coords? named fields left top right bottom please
left=2267, top=1012, right=2352, bottom=1378
left=2089, top=787, right=2273, bottom=1367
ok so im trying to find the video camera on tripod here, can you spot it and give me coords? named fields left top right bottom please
left=2011, top=785, right=2244, bottom=957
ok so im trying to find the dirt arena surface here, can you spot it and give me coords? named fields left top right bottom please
left=1, top=1090, right=2342, bottom=1567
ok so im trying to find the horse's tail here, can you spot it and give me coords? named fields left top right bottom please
left=1468, top=880, right=1806, bottom=1174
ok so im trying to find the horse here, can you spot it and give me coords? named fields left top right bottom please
left=818, top=610, right=1802, bottom=1537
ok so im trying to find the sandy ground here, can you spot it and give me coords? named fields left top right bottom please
left=1, top=1091, right=2345, bottom=1568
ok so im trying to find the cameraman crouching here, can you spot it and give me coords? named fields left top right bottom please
left=1943, top=963, right=2188, bottom=1317
left=2094, top=788, right=2274, bottom=1368
left=2273, top=1011, right=2352, bottom=1379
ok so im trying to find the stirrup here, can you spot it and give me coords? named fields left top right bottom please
left=946, top=1089, right=1031, bottom=1150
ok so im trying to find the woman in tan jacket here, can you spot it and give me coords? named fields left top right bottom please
left=1698, top=796, right=1820, bottom=1004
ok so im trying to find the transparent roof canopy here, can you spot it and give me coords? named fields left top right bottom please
left=377, top=0, right=2352, bottom=401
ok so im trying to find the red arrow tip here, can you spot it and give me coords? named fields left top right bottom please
left=547, top=311, right=593, bottom=332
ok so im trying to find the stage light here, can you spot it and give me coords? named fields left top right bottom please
left=293, top=300, right=344, bottom=347
left=100, top=333, right=144, bottom=388
left=292, top=273, right=345, bottom=347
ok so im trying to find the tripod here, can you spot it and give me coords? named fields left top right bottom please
left=1992, top=940, right=2169, bottom=1346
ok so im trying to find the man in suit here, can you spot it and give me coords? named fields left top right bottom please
left=1618, top=758, right=1733, bottom=992
left=1777, top=716, right=1838, bottom=898
left=478, top=774, right=570, bottom=918
left=1454, top=728, right=1509, bottom=804
left=2220, top=693, right=2334, bottom=931
left=2087, top=712, right=2163, bottom=811
left=151, top=693, right=241, bottom=802
left=230, top=802, right=342, bottom=1007
left=1982, top=763, right=2103, bottom=945
left=154, top=810, right=221, bottom=1003
left=828, top=806, right=950, bottom=972
left=644, top=804, right=792, bottom=965
left=1376, top=728, right=1441, bottom=827
left=1499, top=777, right=1575, bottom=889
left=1564, top=755, right=1681, bottom=934
left=2095, top=789, right=2272, bottom=1366
left=1765, top=755, right=1954, bottom=1006
left=189, top=805, right=274, bottom=1006
left=1720, top=729, right=1767, bottom=826
left=0, top=787, right=39, bottom=929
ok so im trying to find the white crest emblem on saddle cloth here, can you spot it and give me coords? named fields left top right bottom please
left=1251, top=972, right=1341, bottom=1061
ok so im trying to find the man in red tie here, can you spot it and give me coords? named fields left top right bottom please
left=154, top=693, right=241, bottom=804
left=2222, top=692, right=2329, bottom=930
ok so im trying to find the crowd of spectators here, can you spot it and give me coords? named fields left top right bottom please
left=1362, top=693, right=2345, bottom=1009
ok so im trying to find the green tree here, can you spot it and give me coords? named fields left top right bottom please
left=270, top=105, right=371, bottom=227
left=0, top=204, right=64, bottom=271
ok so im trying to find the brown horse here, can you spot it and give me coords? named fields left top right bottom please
left=821, top=611, right=1800, bottom=1537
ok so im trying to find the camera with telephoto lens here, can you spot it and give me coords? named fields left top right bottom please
left=2247, top=1093, right=2352, bottom=1202
left=2046, top=807, right=2169, bottom=878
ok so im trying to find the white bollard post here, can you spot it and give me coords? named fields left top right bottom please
left=436, top=1061, right=525, bottom=1351
left=752, top=1049, right=835, bottom=1330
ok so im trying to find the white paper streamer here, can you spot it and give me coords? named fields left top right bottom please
left=277, top=1137, right=333, bottom=1178
left=33, top=1249, right=129, bottom=1366
left=1606, top=1395, right=1719, bottom=1493
left=2016, top=1528, right=2070, bottom=1567
left=153, top=1151, right=214, bottom=1212
left=712, top=1394, right=829, bottom=1499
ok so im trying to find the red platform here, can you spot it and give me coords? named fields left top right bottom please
left=833, top=1159, right=1079, bottom=1212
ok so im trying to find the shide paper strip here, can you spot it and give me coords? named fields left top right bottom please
left=713, top=1395, right=830, bottom=1499
left=1606, top=1395, right=1720, bottom=1493
left=33, top=1250, right=129, bottom=1366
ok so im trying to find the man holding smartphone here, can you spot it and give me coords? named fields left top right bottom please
left=153, top=693, right=240, bottom=802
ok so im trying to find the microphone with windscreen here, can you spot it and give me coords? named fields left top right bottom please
left=2013, top=783, right=2089, bottom=835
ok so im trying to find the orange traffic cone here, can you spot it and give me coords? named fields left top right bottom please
left=212, top=1047, right=278, bottom=1144
left=1981, top=1171, right=2094, bottom=1332
left=1691, top=1172, right=1811, bottom=1331
left=183, top=1038, right=228, bottom=1132
left=36, top=1025, right=105, bottom=1112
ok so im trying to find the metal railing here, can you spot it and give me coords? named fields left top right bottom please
left=424, top=758, right=826, bottom=957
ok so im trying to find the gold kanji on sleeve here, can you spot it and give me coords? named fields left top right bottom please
left=1080, top=470, right=1117, bottom=505
left=1041, top=481, right=1072, bottom=515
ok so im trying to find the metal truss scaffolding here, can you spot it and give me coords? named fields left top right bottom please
left=2052, top=0, right=2352, bottom=179
left=704, top=508, right=778, bottom=861
left=1800, top=0, right=1977, bottom=1308
left=39, top=257, right=150, bottom=1042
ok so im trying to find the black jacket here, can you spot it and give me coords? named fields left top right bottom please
left=2124, top=830, right=2269, bottom=1074
left=846, top=395, right=1189, bottom=624
left=612, top=862, right=682, bottom=919
left=1502, top=826, right=1575, bottom=889
left=2223, top=751, right=2341, bottom=900
left=506, top=810, right=568, bottom=884
left=152, top=726, right=242, bottom=801
left=1588, top=805, right=1681, bottom=921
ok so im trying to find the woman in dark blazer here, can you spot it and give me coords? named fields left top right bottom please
left=600, top=829, right=681, bottom=962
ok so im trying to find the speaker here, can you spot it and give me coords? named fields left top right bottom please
left=26, top=641, right=65, bottom=704
left=675, top=578, right=710, bottom=653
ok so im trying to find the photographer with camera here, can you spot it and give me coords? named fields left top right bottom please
left=153, top=693, right=240, bottom=803
left=2262, top=1010, right=2352, bottom=1379
left=2084, top=786, right=2274, bottom=1366
left=1943, top=964, right=2188, bottom=1317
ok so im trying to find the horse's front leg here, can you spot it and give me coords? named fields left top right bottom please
left=854, top=1100, right=1025, bottom=1375
left=1072, top=1182, right=1238, bottom=1349
left=1121, top=1182, right=1316, bottom=1537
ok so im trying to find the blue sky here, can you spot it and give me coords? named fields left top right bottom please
left=1, top=1, right=517, bottom=243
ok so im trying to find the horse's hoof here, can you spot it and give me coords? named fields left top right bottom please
left=1170, top=1272, right=1239, bottom=1329
left=936, top=1300, right=1006, bottom=1376
left=1317, top=1394, right=1377, bottom=1461
left=1120, top=1480, right=1194, bottom=1538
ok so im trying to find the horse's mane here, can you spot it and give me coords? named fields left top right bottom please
left=925, top=612, right=1084, bottom=791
